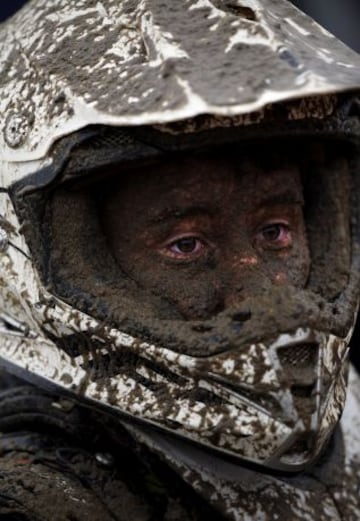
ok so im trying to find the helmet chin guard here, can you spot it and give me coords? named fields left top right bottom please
left=1, top=0, right=360, bottom=476
left=0, top=285, right=356, bottom=473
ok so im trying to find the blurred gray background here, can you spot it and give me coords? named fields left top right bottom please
left=292, top=0, right=360, bottom=52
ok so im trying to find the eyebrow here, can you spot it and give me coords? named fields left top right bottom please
left=149, top=205, right=216, bottom=225
left=147, top=190, right=303, bottom=225
left=256, top=190, right=304, bottom=208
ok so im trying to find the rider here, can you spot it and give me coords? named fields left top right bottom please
left=0, top=1, right=360, bottom=519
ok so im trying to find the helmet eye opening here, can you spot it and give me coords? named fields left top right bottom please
left=9, top=129, right=360, bottom=355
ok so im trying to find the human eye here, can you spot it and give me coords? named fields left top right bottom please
left=161, top=234, right=208, bottom=260
left=254, top=221, right=292, bottom=251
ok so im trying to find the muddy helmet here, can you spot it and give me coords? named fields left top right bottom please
left=1, top=0, right=360, bottom=474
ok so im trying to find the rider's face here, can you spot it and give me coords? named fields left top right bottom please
left=102, top=151, right=310, bottom=319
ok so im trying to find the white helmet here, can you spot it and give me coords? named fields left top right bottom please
left=1, top=0, right=360, bottom=474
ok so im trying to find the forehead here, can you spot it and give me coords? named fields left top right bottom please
left=108, top=148, right=303, bottom=209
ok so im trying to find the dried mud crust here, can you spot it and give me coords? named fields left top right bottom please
left=0, top=381, right=218, bottom=521
left=0, top=437, right=224, bottom=521
left=0, top=441, right=204, bottom=521
left=0, top=452, right=149, bottom=521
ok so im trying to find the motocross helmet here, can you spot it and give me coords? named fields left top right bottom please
left=0, top=0, right=360, bottom=474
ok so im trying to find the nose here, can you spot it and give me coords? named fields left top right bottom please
left=224, top=291, right=245, bottom=308
left=221, top=254, right=273, bottom=309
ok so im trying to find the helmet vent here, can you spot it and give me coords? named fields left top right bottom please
left=277, top=343, right=318, bottom=368
left=186, top=387, right=224, bottom=406
left=291, top=384, right=315, bottom=399
left=211, top=1, right=257, bottom=21
left=210, top=381, right=283, bottom=416
left=280, top=436, right=312, bottom=465
left=76, top=129, right=137, bottom=151
left=290, top=384, right=317, bottom=421
left=277, top=343, right=319, bottom=390
left=237, top=387, right=283, bottom=415
left=81, top=348, right=187, bottom=388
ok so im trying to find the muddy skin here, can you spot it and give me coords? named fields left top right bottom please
left=101, top=150, right=310, bottom=320
left=47, top=140, right=353, bottom=356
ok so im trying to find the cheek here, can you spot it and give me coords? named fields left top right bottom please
left=111, top=244, right=225, bottom=319
left=266, top=238, right=310, bottom=288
